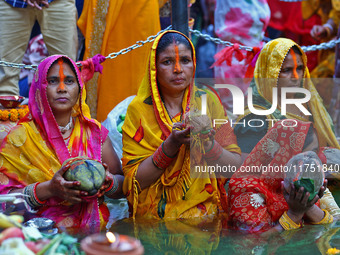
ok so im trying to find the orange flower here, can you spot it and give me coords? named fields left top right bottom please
left=1, top=110, right=9, bottom=121
left=0, top=105, right=29, bottom=122
left=9, top=113, right=18, bottom=122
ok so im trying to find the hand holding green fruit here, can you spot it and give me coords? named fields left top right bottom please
left=47, top=163, right=84, bottom=204
left=62, top=157, right=106, bottom=196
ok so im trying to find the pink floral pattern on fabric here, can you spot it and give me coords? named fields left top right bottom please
left=221, top=8, right=253, bottom=40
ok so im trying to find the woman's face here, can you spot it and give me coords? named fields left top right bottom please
left=156, top=42, right=194, bottom=95
left=46, top=59, right=79, bottom=115
left=277, top=50, right=304, bottom=99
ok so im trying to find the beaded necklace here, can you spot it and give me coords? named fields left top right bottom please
left=59, top=116, right=73, bottom=134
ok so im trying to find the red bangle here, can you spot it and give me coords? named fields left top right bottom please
left=152, top=142, right=176, bottom=170
left=203, top=140, right=223, bottom=161
left=105, top=179, right=114, bottom=193
left=105, top=175, right=119, bottom=196
left=33, top=182, right=46, bottom=205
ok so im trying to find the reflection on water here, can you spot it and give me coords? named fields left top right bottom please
left=105, top=198, right=129, bottom=227
left=106, top=199, right=340, bottom=255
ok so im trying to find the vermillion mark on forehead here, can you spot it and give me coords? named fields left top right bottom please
left=174, top=43, right=181, bottom=73
left=58, top=59, right=65, bottom=90
left=290, top=49, right=299, bottom=79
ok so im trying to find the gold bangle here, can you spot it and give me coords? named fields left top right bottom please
left=279, top=211, right=301, bottom=230
left=311, top=209, right=333, bottom=225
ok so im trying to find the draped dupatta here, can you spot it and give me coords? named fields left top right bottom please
left=0, top=55, right=108, bottom=233
left=122, top=31, right=240, bottom=220
left=239, top=38, right=339, bottom=149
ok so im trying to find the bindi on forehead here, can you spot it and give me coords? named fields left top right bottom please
left=58, top=59, right=66, bottom=90
left=290, top=49, right=299, bottom=79
left=174, top=44, right=181, bottom=72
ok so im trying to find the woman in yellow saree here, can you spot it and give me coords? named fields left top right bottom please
left=122, top=31, right=242, bottom=220
left=234, top=38, right=339, bottom=159
left=0, top=55, right=124, bottom=233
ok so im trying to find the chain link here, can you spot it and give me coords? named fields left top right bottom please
left=301, top=38, right=340, bottom=52
left=189, top=28, right=254, bottom=51
left=190, top=28, right=340, bottom=53
left=106, top=26, right=172, bottom=60
left=0, top=61, right=38, bottom=70
left=0, top=26, right=172, bottom=70
left=1, top=25, right=340, bottom=70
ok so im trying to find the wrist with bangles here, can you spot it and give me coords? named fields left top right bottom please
left=151, top=141, right=177, bottom=170
left=279, top=209, right=333, bottom=230
left=203, top=140, right=223, bottom=161
left=279, top=211, right=303, bottom=230
left=105, top=174, right=119, bottom=196
left=310, top=209, right=333, bottom=225
left=23, top=182, right=46, bottom=209
left=323, top=23, right=334, bottom=37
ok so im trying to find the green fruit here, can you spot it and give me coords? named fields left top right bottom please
left=63, top=157, right=106, bottom=196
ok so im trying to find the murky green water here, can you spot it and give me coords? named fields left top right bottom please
left=106, top=198, right=340, bottom=255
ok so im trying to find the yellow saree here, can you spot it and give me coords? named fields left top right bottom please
left=122, top=31, right=240, bottom=220
left=78, top=0, right=161, bottom=121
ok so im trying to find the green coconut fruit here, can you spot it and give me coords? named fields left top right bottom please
left=63, top=157, right=106, bottom=196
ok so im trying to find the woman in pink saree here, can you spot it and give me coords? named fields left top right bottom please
left=0, top=55, right=124, bottom=233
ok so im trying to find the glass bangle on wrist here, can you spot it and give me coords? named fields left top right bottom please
left=152, top=141, right=176, bottom=170
left=23, top=182, right=46, bottom=209
left=311, top=209, right=333, bottom=225
left=105, top=175, right=119, bottom=196
left=279, top=211, right=302, bottom=230
left=203, top=140, right=223, bottom=161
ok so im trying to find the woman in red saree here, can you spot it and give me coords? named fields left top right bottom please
left=0, top=55, right=124, bottom=233
left=228, top=120, right=333, bottom=233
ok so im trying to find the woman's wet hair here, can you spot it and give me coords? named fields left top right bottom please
left=156, top=32, right=192, bottom=58
left=291, top=45, right=303, bottom=56
left=302, top=125, right=317, bottom=151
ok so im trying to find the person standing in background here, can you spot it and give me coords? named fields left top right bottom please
left=78, top=0, right=161, bottom=121
left=306, top=0, right=340, bottom=108
left=213, top=0, right=270, bottom=111
left=0, top=0, right=78, bottom=96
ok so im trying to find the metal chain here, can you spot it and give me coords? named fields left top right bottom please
left=301, top=38, right=340, bottom=52
left=1, top=24, right=340, bottom=70
left=0, top=61, right=38, bottom=70
left=189, top=28, right=254, bottom=51
left=106, top=25, right=172, bottom=59
left=190, top=28, right=340, bottom=53
left=0, top=26, right=172, bottom=70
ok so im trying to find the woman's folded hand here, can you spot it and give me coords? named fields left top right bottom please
left=282, top=181, right=320, bottom=223
left=48, top=165, right=86, bottom=204
left=97, top=163, right=114, bottom=198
